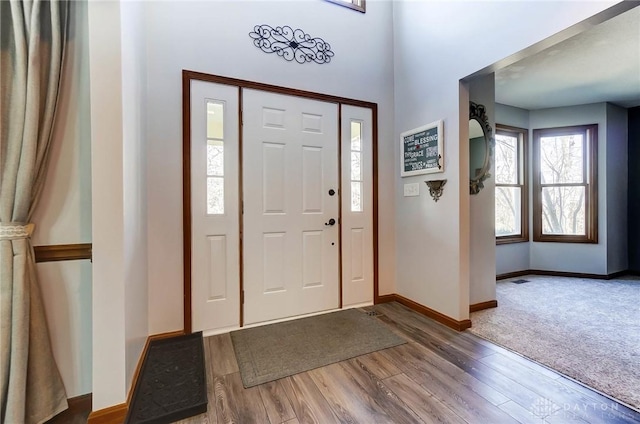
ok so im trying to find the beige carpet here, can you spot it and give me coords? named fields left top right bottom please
left=230, top=309, right=406, bottom=388
left=469, top=275, right=640, bottom=410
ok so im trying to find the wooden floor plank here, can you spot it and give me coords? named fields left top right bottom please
left=175, top=413, right=213, bottom=424
left=555, top=376, right=640, bottom=422
left=498, top=400, right=560, bottom=424
left=207, top=334, right=239, bottom=377
left=479, top=353, right=637, bottom=424
left=309, top=362, right=388, bottom=423
left=382, top=373, right=468, bottom=424
left=201, top=334, right=219, bottom=424
left=341, top=358, right=424, bottom=423
left=214, top=372, right=269, bottom=424
left=280, top=373, right=338, bottom=424
left=258, top=380, right=296, bottom=424
left=382, top=344, right=518, bottom=423
left=391, top=342, right=510, bottom=407
left=350, top=349, right=402, bottom=380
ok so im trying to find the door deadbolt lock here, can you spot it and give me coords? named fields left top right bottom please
left=328, top=189, right=336, bottom=196
left=325, top=218, right=336, bottom=226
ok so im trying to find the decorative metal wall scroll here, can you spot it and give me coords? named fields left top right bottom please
left=249, top=25, right=334, bottom=64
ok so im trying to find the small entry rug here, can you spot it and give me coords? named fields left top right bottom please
left=230, top=309, right=406, bottom=388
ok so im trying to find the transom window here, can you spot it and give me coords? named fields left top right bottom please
left=495, top=125, right=528, bottom=244
left=532, top=124, right=598, bottom=243
left=325, top=0, right=365, bottom=13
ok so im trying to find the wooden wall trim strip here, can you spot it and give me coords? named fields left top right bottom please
left=470, top=300, right=498, bottom=312
left=87, top=403, right=127, bottom=424
left=182, top=70, right=377, bottom=109
left=375, top=294, right=396, bottom=304
left=496, top=269, right=633, bottom=281
left=34, top=243, right=92, bottom=263
left=393, top=294, right=472, bottom=331
left=496, top=270, right=531, bottom=280
left=376, top=293, right=472, bottom=331
left=88, top=331, right=185, bottom=424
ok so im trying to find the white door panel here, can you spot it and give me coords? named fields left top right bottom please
left=243, top=89, right=339, bottom=324
left=341, top=105, right=374, bottom=306
left=190, top=80, right=240, bottom=332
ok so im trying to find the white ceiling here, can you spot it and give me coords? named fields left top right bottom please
left=495, top=6, right=640, bottom=111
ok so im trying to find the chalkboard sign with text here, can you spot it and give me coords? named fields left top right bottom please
left=400, top=120, right=444, bottom=177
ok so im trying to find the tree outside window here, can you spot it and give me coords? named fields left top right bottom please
left=532, top=124, right=598, bottom=243
left=495, top=125, right=528, bottom=244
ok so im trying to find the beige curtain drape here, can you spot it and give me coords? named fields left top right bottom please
left=1, top=1, right=70, bottom=423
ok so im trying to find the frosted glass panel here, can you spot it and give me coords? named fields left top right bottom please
left=207, top=177, right=224, bottom=215
left=207, top=101, right=224, bottom=140
left=351, top=182, right=362, bottom=212
left=351, top=152, right=361, bottom=181
left=207, top=142, right=224, bottom=176
left=351, top=121, right=362, bottom=151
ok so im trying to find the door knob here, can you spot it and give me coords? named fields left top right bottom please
left=325, top=218, right=336, bottom=226
left=328, top=189, right=336, bottom=196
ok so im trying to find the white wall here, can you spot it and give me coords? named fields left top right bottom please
left=121, top=0, right=149, bottom=390
left=495, top=104, right=530, bottom=275
left=468, top=74, right=496, bottom=305
left=88, top=0, right=127, bottom=409
left=31, top=0, right=92, bottom=398
left=88, top=0, right=150, bottom=410
left=393, top=1, right=619, bottom=321
left=605, top=103, right=628, bottom=274
left=529, top=103, right=608, bottom=274
left=144, top=0, right=397, bottom=334
left=88, top=0, right=126, bottom=408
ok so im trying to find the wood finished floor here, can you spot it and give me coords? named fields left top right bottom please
left=177, top=302, right=640, bottom=424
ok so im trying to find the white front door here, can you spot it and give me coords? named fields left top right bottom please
left=242, top=89, right=340, bottom=325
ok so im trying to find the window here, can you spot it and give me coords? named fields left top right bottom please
left=325, top=0, right=365, bottom=13
left=495, top=125, right=528, bottom=244
left=350, top=121, right=363, bottom=212
left=206, top=100, right=225, bottom=215
left=532, top=124, right=598, bottom=243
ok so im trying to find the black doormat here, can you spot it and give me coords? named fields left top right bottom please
left=126, top=332, right=207, bottom=424
left=511, top=279, right=530, bottom=284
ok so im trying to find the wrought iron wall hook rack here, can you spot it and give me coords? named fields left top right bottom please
left=249, top=24, right=334, bottom=64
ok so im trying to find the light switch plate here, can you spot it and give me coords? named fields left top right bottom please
left=404, top=183, right=420, bottom=197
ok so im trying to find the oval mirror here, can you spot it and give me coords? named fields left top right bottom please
left=469, top=102, right=494, bottom=194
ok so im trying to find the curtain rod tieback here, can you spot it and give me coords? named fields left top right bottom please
left=0, top=223, right=35, bottom=240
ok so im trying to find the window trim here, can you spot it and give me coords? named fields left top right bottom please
left=325, top=0, right=366, bottom=13
left=532, top=124, right=598, bottom=243
left=495, top=124, right=529, bottom=245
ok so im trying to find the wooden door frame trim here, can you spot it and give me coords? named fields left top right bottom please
left=182, top=70, right=379, bottom=334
